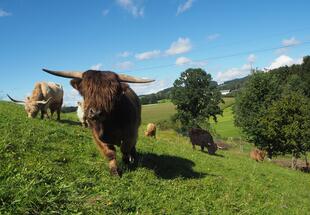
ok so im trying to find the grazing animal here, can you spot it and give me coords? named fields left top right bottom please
left=144, top=123, right=156, bottom=138
left=77, top=101, right=88, bottom=127
left=188, top=127, right=217, bottom=155
left=250, top=148, right=266, bottom=162
left=42, top=68, right=154, bottom=176
left=7, top=82, right=63, bottom=120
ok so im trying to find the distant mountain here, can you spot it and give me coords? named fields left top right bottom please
left=139, top=76, right=250, bottom=104
left=218, top=76, right=249, bottom=91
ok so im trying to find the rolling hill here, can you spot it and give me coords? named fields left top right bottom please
left=0, top=101, right=309, bottom=214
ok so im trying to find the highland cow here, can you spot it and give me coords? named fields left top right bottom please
left=77, top=101, right=88, bottom=127
left=7, top=82, right=63, bottom=120
left=43, top=68, right=154, bottom=176
left=188, top=127, right=217, bottom=155
left=250, top=148, right=266, bottom=162
left=144, top=123, right=156, bottom=138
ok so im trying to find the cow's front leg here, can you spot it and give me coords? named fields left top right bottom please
left=92, top=129, right=120, bottom=176
left=41, top=110, right=49, bottom=119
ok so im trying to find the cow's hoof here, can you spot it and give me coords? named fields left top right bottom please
left=110, top=167, right=122, bottom=177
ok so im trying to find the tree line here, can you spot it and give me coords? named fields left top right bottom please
left=234, top=56, right=310, bottom=168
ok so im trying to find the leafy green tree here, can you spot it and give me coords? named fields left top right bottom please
left=259, top=92, right=310, bottom=168
left=234, top=72, right=281, bottom=158
left=234, top=57, right=310, bottom=161
left=171, top=68, right=223, bottom=132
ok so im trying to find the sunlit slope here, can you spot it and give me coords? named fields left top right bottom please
left=0, top=101, right=309, bottom=214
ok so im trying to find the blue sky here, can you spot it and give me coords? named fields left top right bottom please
left=1, top=0, right=310, bottom=105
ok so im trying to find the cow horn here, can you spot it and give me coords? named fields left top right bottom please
left=42, top=68, right=83, bottom=79
left=36, top=97, right=52, bottom=104
left=7, top=94, right=25, bottom=103
left=118, top=74, right=155, bottom=83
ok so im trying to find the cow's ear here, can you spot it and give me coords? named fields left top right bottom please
left=70, top=78, right=82, bottom=91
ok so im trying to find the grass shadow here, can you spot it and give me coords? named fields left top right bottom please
left=200, top=150, right=225, bottom=157
left=131, top=152, right=210, bottom=179
left=59, top=119, right=82, bottom=126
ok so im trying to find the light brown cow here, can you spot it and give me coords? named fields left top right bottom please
left=8, top=82, right=63, bottom=120
left=188, top=127, right=217, bottom=155
left=144, top=123, right=156, bottom=138
left=250, top=148, right=266, bottom=162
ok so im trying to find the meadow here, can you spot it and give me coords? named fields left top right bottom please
left=0, top=101, right=309, bottom=214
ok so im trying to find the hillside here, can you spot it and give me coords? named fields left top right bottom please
left=1, top=101, right=310, bottom=214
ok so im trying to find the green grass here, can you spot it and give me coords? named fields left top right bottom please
left=1, top=101, right=309, bottom=214
left=211, top=106, right=242, bottom=139
left=141, top=102, right=176, bottom=124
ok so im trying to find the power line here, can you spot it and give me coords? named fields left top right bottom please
left=134, top=40, right=310, bottom=72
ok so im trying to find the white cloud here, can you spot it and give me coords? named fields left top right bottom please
left=63, top=88, right=82, bottom=106
left=102, top=9, right=109, bottom=16
left=135, top=50, right=161, bottom=60
left=116, top=0, right=144, bottom=17
left=176, top=57, right=192, bottom=66
left=0, top=9, right=11, bottom=17
left=207, top=33, right=220, bottom=41
left=118, top=51, right=131, bottom=57
left=268, top=55, right=302, bottom=70
left=177, top=0, right=194, bottom=15
left=90, top=63, right=103, bottom=70
left=175, top=56, right=208, bottom=67
left=282, top=37, right=300, bottom=46
left=166, top=37, right=192, bottom=55
left=216, top=64, right=251, bottom=84
left=130, top=79, right=172, bottom=95
left=247, top=54, right=256, bottom=64
left=116, top=61, right=134, bottom=70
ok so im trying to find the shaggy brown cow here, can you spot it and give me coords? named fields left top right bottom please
left=250, top=148, right=266, bottom=162
left=42, top=68, right=154, bottom=176
left=188, top=127, right=217, bottom=155
left=7, top=82, right=63, bottom=120
left=144, top=123, right=156, bottom=138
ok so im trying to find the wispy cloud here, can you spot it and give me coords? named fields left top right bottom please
left=166, top=37, right=192, bottom=55
left=207, top=33, right=220, bottom=41
left=118, top=51, right=131, bottom=58
left=247, top=54, right=256, bottom=64
left=90, top=63, right=103, bottom=70
left=282, top=37, right=300, bottom=46
left=216, top=64, right=251, bottom=84
left=177, top=0, right=194, bottom=15
left=135, top=50, right=161, bottom=60
left=0, top=9, right=12, bottom=17
left=102, top=9, right=109, bottom=16
left=175, top=56, right=207, bottom=67
left=130, top=79, right=172, bottom=95
left=116, top=0, right=144, bottom=17
left=115, top=61, right=134, bottom=70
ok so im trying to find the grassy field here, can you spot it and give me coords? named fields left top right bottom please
left=141, top=98, right=241, bottom=139
left=1, top=101, right=309, bottom=214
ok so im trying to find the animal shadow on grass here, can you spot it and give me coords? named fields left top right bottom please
left=131, top=152, right=209, bottom=179
left=59, top=119, right=81, bottom=126
left=201, top=150, right=225, bottom=158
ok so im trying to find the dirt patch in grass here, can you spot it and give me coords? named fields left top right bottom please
left=272, top=159, right=309, bottom=173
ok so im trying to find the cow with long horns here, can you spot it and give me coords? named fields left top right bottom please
left=7, top=82, right=63, bottom=120
left=42, top=68, right=154, bottom=176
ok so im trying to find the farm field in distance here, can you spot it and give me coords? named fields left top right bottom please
left=0, top=101, right=309, bottom=214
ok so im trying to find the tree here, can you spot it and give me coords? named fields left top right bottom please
left=171, top=68, right=223, bottom=132
left=259, top=91, right=310, bottom=168
left=234, top=72, right=281, bottom=158
left=234, top=57, right=310, bottom=161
